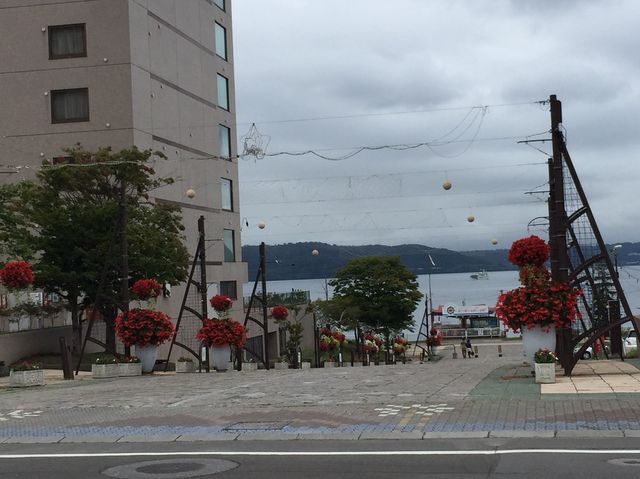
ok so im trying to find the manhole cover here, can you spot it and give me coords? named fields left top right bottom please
left=225, top=421, right=287, bottom=431
left=607, top=458, right=640, bottom=467
left=102, top=458, right=238, bottom=478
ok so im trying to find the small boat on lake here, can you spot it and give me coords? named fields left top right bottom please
left=470, top=270, right=489, bottom=280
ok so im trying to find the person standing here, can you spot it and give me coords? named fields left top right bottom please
left=465, top=337, right=474, bottom=358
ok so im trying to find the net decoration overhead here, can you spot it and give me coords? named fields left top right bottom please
left=241, top=123, right=270, bottom=160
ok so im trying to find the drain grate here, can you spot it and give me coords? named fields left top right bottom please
left=224, top=421, right=288, bottom=431
left=102, top=459, right=238, bottom=478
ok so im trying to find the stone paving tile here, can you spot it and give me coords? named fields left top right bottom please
left=359, top=431, right=423, bottom=440
left=60, top=435, right=124, bottom=443
left=297, top=432, right=361, bottom=440
left=3, top=436, right=63, bottom=443
left=556, top=430, right=624, bottom=438
left=236, top=432, right=300, bottom=441
left=176, top=433, right=239, bottom=442
left=423, top=431, right=489, bottom=439
left=117, top=434, right=180, bottom=443
left=489, top=430, right=555, bottom=438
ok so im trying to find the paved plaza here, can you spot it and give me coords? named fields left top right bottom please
left=2, top=342, right=640, bottom=443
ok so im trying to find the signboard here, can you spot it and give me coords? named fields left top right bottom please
left=443, top=304, right=490, bottom=316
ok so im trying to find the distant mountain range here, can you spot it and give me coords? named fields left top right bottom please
left=242, top=241, right=640, bottom=281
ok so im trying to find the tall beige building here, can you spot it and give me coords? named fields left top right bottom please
left=0, top=0, right=246, bottom=327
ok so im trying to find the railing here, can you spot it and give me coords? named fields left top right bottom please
left=438, top=327, right=501, bottom=338
left=243, top=290, right=311, bottom=309
left=0, top=292, right=70, bottom=333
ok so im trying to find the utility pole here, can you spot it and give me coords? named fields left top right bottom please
left=197, top=216, right=210, bottom=371
left=259, top=242, right=270, bottom=370
left=548, top=94, right=572, bottom=367
left=119, top=179, right=130, bottom=357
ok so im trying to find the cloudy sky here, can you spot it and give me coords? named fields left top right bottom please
left=232, top=0, right=640, bottom=250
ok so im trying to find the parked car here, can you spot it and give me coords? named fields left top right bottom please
left=574, top=344, right=594, bottom=360
left=623, top=330, right=637, bottom=357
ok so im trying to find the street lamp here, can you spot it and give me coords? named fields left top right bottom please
left=612, top=244, right=622, bottom=278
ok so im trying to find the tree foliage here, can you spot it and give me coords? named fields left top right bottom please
left=0, top=146, right=189, bottom=347
left=329, top=256, right=422, bottom=338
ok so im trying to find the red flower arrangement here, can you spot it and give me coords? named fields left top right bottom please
left=0, top=261, right=35, bottom=290
left=196, top=319, right=247, bottom=348
left=364, top=331, right=383, bottom=347
left=393, top=337, right=409, bottom=354
left=115, top=308, right=175, bottom=347
left=271, top=305, right=289, bottom=320
left=508, top=235, right=549, bottom=267
left=210, top=295, right=233, bottom=313
left=132, top=279, right=162, bottom=300
left=496, top=236, right=581, bottom=332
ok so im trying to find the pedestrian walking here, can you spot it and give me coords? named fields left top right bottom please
left=465, top=338, right=474, bottom=358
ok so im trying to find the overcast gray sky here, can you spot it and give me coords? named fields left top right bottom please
left=232, top=0, right=640, bottom=250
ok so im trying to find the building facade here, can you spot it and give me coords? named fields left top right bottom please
left=0, top=0, right=246, bottom=335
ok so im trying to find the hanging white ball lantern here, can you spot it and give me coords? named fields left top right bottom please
left=442, top=180, right=452, bottom=191
left=185, top=188, right=196, bottom=198
left=311, top=249, right=319, bottom=256
left=491, top=239, right=498, bottom=245
left=467, top=215, right=475, bottom=223
left=257, top=221, right=266, bottom=229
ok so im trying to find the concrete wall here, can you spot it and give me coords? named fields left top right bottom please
left=0, top=326, right=73, bottom=365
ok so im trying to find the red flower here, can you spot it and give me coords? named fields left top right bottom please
left=271, top=305, right=289, bottom=320
left=0, top=261, right=34, bottom=290
left=132, top=279, right=162, bottom=300
left=197, top=319, right=247, bottom=348
left=115, top=308, right=175, bottom=347
left=210, top=295, right=233, bottom=312
left=508, top=235, right=550, bottom=267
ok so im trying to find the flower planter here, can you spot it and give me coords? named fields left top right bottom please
left=274, top=362, right=289, bottom=370
left=176, top=361, right=196, bottom=373
left=535, top=362, right=556, bottom=384
left=92, top=363, right=119, bottom=379
left=323, top=361, right=337, bottom=368
left=119, top=363, right=142, bottom=377
left=10, top=369, right=45, bottom=387
left=300, top=361, right=311, bottom=369
left=134, top=345, right=159, bottom=373
left=210, top=345, right=230, bottom=371
left=241, top=362, right=258, bottom=371
left=522, top=324, right=556, bottom=366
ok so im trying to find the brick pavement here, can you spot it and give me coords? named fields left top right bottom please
left=2, top=342, right=640, bottom=442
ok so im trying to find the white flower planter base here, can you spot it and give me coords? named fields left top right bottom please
left=210, top=345, right=230, bottom=372
left=241, top=363, right=258, bottom=371
left=92, top=364, right=120, bottom=379
left=323, top=361, right=337, bottom=368
left=134, top=345, right=159, bottom=373
left=176, top=361, right=196, bottom=373
left=119, top=363, right=142, bottom=377
left=522, top=324, right=557, bottom=367
left=10, top=369, right=45, bottom=387
left=535, top=363, right=556, bottom=384
left=274, top=362, right=289, bottom=370
left=299, top=362, right=311, bottom=369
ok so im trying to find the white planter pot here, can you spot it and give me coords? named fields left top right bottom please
left=176, top=361, right=196, bottom=373
left=300, top=362, right=311, bottom=369
left=10, top=369, right=45, bottom=387
left=134, top=345, right=159, bottom=373
left=118, top=363, right=142, bottom=377
left=535, top=362, right=556, bottom=384
left=274, top=362, right=289, bottom=370
left=210, top=345, right=230, bottom=371
left=241, top=362, right=258, bottom=371
left=522, top=324, right=556, bottom=366
left=92, top=363, right=119, bottom=379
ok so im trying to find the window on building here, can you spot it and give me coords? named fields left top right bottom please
left=217, top=74, right=229, bottom=110
left=223, top=229, right=235, bottom=262
left=218, top=125, right=231, bottom=159
left=220, top=280, right=237, bottom=299
left=48, top=24, right=87, bottom=59
left=221, top=178, right=233, bottom=211
left=51, top=88, right=90, bottom=123
left=214, top=0, right=225, bottom=11
left=215, top=22, right=227, bottom=60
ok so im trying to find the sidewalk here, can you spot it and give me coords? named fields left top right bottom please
left=2, top=343, right=640, bottom=443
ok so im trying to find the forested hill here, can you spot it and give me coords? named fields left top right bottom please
left=242, top=241, right=640, bottom=281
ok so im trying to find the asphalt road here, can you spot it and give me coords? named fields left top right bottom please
left=2, top=438, right=640, bottom=478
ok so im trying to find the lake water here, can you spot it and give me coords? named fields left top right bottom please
left=245, top=267, right=640, bottom=337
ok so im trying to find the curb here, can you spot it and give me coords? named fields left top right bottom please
left=2, top=429, right=640, bottom=443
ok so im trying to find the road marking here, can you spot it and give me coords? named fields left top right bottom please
left=3, top=449, right=640, bottom=459
left=0, top=410, right=43, bottom=422
left=376, top=403, right=453, bottom=418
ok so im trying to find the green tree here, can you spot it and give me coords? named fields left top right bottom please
left=0, top=146, right=189, bottom=350
left=329, top=256, right=422, bottom=346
